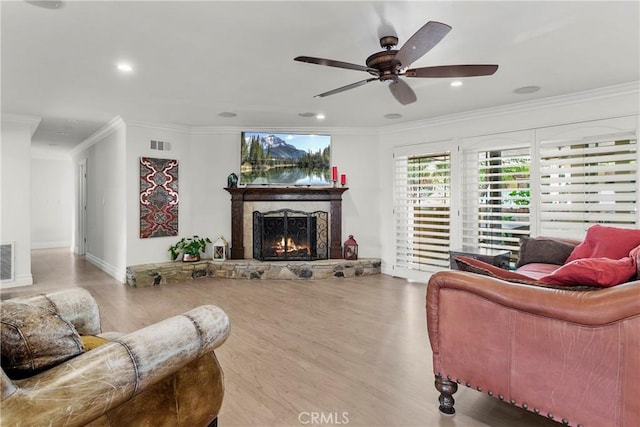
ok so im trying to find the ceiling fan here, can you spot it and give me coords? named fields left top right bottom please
left=294, top=21, right=499, bottom=105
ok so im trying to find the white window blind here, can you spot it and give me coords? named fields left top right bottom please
left=462, top=146, right=531, bottom=260
left=539, top=132, right=637, bottom=238
left=394, top=152, right=451, bottom=273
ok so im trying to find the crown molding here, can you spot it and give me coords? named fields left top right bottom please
left=1, top=113, right=42, bottom=136
left=125, top=119, right=192, bottom=133
left=378, top=81, right=640, bottom=135
left=69, top=116, right=126, bottom=157
left=189, top=125, right=377, bottom=136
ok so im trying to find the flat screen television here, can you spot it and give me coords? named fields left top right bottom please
left=240, top=132, right=331, bottom=186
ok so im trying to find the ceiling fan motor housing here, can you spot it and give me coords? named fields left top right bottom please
left=366, top=50, right=401, bottom=76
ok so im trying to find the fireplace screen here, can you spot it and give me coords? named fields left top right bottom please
left=253, top=209, right=328, bottom=261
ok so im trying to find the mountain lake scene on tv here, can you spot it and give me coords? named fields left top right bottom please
left=240, top=132, right=331, bottom=185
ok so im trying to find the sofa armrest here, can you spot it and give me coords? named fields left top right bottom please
left=1, top=305, right=230, bottom=427
left=426, top=271, right=640, bottom=353
left=8, top=288, right=101, bottom=335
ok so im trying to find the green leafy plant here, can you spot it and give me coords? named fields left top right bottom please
left=168, top=235, right=212, bottom=261
left=508, top=189, right=531, bottom=206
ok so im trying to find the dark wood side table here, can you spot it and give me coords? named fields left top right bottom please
left=449, top=247, right=511, bottom=270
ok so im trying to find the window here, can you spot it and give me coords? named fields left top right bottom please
left=391, top=117, right=637, bottom=280
left=539, top=132, right=637, bottom=237
left=462, top=145, right=531, bottom=262
left=394, top=152, right=451, bottom=274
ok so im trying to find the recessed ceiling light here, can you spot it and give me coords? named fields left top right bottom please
left=384, top=113, right=402, bottom=119
left=514, top=85, right=541, bottom=94
left=218, top=112, right=237, bottom=118
left=450, top=81, right=463, bottom=87
left=25, top=1, right=64, bottom=9
left=298, top=112, right=315, bottom=117
left=316, top=114, right=325, bottom=120
left=117, top=63, right=133, bottom=73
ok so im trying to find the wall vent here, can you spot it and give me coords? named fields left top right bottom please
left=0, top=242, right=14, bottom=282
left=150, top=140, right=171, bottom=151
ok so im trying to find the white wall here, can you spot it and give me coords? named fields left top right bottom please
left=331, top=131, right=381, bottom=258
left=189, top=130, right=238, bottom=247
left=125, top=122, right=193, bottom=266
left=31, top=156, right=73, bottom=249
left=124, top=126, right=382, bottom=265
left=71, top=118, right=127, bottom=281
left=1, top=115, right=40, bottom=287
left=378, top=83, right=640, bottom=277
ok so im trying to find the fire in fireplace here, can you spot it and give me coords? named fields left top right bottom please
left=253, top=209, right=328, bottom=261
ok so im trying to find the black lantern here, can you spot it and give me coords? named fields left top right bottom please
left=344, top=235, right=358, bottom=260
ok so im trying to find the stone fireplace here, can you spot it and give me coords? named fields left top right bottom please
left=253, top=209, right=328, bottom=261
left=224, top=186, right=348, bottom=259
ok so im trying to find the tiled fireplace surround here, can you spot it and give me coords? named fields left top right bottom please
left=126, top=186, right=381, bottom=287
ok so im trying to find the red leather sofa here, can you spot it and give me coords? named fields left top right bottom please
left=426, top=230, right=640, bottom=427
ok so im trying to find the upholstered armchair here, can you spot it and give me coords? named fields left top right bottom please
left=1, top=288, right=230, bottom=427
left=426, top=271, right=640, bottom=427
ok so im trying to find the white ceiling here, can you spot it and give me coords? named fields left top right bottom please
left=2, top=1, right=639, bottom=156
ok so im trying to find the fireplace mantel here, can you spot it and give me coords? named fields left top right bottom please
left=224, top=186, right=348, bottom=259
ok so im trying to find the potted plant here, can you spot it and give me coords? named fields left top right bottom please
left=168, top=235, right=212, bottom=262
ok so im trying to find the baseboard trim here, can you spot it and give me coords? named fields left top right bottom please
left=32, top=241, right=72, bottom=250
left=85, top=253, right=126, bottom=284
left=1, top=275, right=34, bottom=288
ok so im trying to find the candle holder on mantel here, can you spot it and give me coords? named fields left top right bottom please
left=331, top=166, right=338, bottom=187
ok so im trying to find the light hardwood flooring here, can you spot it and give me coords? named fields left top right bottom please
left=2, top=249, right=558, bottom=427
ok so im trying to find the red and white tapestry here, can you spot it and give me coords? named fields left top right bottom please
left=140, top=157, right=179, bottom=238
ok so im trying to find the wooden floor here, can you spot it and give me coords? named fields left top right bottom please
left=2, top=249, right=558, bottom=427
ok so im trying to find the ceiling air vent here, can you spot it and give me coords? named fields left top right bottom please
left=150, top=140, right=171, bottom=151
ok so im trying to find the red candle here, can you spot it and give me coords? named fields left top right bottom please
left=332, top=166, right=338, bottom=182
left=340, top=174, right=346, bottom=186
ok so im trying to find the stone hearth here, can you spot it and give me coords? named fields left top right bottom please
left=126, top=258, right=381, bottom=288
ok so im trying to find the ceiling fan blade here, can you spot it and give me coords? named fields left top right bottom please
left=394, top=21, right=452, bottom=68
left=388, top=78, right=417, bottom=105
left=405, top=64, right=499, bottom=78
left=294, top=56, right=378, bottom=74
left=314, top=78, right=378, bottom=98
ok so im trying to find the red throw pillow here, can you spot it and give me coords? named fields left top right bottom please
left=538, top=257, right=636, bottom=288
left=565, top=225, right=640, bottom=263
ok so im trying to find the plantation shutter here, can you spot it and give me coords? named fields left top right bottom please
left=539, top=132, right=637, bottom=238
left=462, top=145, right=531, bottom=261
left=394, top=151, right=451, bottom=275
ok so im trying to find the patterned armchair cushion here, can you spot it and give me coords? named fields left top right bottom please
left=1, top=302, right=83, bottom=379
